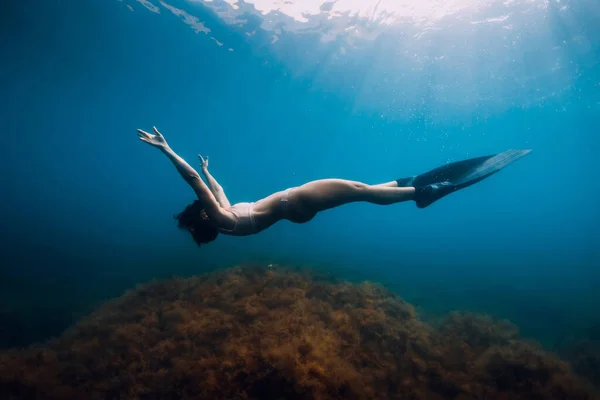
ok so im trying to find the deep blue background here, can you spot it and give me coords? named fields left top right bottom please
left=1, top=0, right=598, bottom=348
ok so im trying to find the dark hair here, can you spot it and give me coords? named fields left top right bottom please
left=174, top=200, right=219, bottom=246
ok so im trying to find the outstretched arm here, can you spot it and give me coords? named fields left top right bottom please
left=198, top=155, right=231, bottom=209
left=137, top=127, right=230, bottom=224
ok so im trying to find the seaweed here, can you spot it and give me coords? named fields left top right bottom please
left=0, top=264, right=596, bottom=399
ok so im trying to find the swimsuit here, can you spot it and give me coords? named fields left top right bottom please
left=218, top=202, right=257, bottom=236
left=280, top=187, right=291, bottom=216
left=219, top=188, right=293, bottom=236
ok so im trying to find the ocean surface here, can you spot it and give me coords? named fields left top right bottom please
left=1, top=0, right=599, bottom=380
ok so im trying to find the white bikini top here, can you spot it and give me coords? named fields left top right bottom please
left=218, top=202, right=258, bottom=236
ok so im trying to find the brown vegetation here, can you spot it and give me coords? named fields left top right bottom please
left=0, top=264, right=596, bottom=399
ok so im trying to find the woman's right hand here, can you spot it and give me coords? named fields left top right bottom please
left=137, top=126, right=169, bottom=150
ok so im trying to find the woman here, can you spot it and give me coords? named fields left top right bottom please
left=137, top=127, right=530, bottom=246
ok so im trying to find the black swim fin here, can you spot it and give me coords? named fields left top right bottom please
left=396, top=149, right=532, bottom=208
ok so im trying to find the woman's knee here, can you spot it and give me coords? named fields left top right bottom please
left=347, top=181, right=371, bottom=201
left=349, top=181, right=370, bottom=192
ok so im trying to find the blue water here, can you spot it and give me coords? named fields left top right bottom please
left=1, top=0, right=599, bottom=348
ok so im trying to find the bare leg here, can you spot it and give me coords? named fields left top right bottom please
left=293, top=179, right=415, bottom=214
left=373, top=181, right=400, bottom=188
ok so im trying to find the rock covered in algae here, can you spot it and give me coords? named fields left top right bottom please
left=0, top=264, right=596, bottom=399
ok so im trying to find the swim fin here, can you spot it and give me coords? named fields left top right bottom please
left=396, top=149, right=532, bottom=208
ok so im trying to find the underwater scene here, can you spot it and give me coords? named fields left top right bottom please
left=1, top=0, right=599, bottom=398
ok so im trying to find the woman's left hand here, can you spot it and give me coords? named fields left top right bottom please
left=137, top=126, right=169, bottom=150
left=198, top=154, right=209, bottom=171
